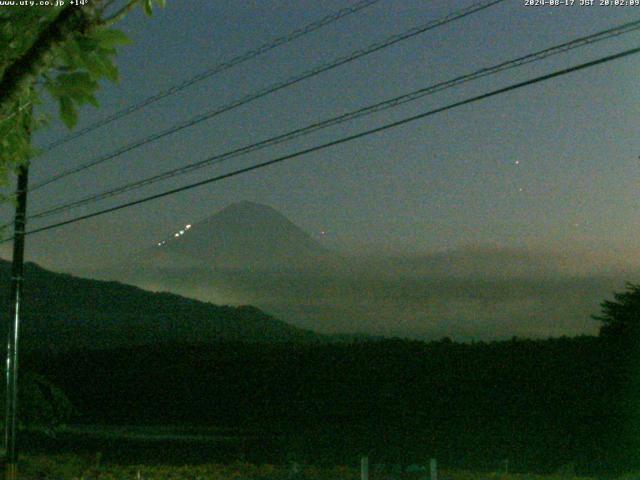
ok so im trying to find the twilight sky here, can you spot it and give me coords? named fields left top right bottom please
left=1, top=0, right=640, bottom=338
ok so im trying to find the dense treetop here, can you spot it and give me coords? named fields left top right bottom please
left=0, top=1, right=164, bottom=198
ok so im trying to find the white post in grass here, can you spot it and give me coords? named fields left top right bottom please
left=429, top=458, right=437, bottom=480
left=361, top=456, right=369, bottom=480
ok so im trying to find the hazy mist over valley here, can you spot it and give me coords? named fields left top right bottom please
left=68, top=201, right=637, bottom=341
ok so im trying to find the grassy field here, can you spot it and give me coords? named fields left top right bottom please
left=9, top=454, right=613, bottom=480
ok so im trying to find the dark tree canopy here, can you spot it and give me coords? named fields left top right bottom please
left=593, top=282, right=640, bottom=341
left=0, top=0, right=165, bottom=199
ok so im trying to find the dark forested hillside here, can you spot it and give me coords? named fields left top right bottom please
left=0, top=260, right=321, bottom=351
left=26, top=336, right=640, bottom=475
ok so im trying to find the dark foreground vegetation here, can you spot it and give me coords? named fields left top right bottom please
left=21, top=332, right=639, bottom=476
left=7, top=454, right=610, bottom=480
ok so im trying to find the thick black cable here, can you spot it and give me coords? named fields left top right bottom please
left=5, top=44, right=638, bottom=242
left=38, top=0, right=383, bottom=153
left=25, top=17, right=640, bottom=221
left=29, top=0, right=505, bottom=191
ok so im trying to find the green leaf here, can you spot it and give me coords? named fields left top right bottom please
left=56, top=72, right=98, bottom=98
left=99, top=56, right=119, bottom=83
left=143, top=0, right=153, bottom=16
left=85, top=94, right=99, bottom=108
left=92, top=28, right=132, bottom=49
left=1, top=21, right=12, bottom=38
left=76, top=36, right=99, bottom=52
left=76, top=54, right=101, bottom=79
left=59, top=96, right=77, bottom=129
left=57, top=37, right=83, bottom=68
left=79, top=50, right=119, bottom=83
left=44, top=78, right=62, bottom=98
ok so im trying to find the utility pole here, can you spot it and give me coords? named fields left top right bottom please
left=4, top=164, right=29, bottom=480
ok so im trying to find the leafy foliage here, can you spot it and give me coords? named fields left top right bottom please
left=0, top=0, right=165, bottom=197
left=28, top=336, right=635, bottom=474
left=0, top=371, right=75, bottom=434
left=592, top=282, right=640, bottom=341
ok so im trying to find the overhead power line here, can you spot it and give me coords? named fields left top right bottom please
left=39, top=0, right=383, bottom=153
left=29, top=0, right=506, bottom=191
left=7, top=44, right=639, bottom=243
left=25, top=17, right=640, bottom=222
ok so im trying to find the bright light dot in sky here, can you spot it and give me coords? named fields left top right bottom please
left=179, top=230, right=185, bottom=235
left=515, top=160, right=520, bottom=165
left=186, top=224, right=191, bottom=229
left=174, top=233, right=179, bottom=237
left=157, top=242, right=162, bottom=246
left=320, top=231, right=326, bottom=235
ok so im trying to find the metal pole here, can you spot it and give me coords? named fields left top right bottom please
left=429, top=458, right=437, bottom=480
left=361, top=456, right=369, bottom=480
left=4, top=164, right=29, bottom=480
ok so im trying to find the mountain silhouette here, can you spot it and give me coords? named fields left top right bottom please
left=0, top=259, right=322, bottom=352
left=136, top=201, right=328, bottom=270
